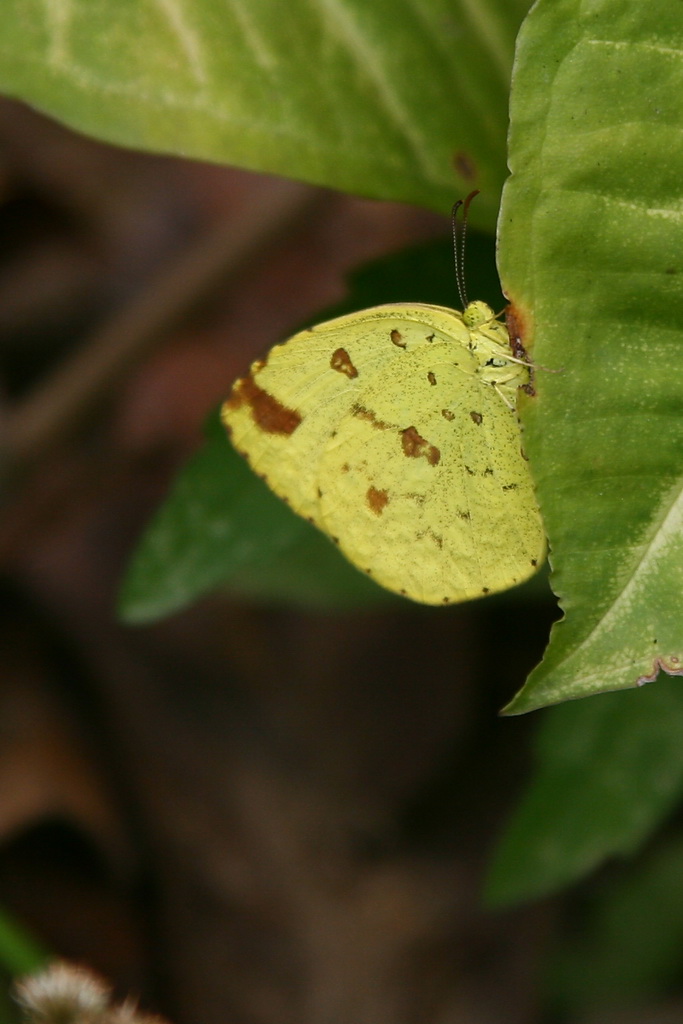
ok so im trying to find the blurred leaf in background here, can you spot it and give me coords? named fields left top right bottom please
left=486, top=675, right=683, bottom=906
left=546, top=832, right=683, bottom=1015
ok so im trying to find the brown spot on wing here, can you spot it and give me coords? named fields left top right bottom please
left=470, top=410, right=483, bottom=425
left=353, top=405, right=392, bottom=430
left=441, top=408, right=455, bottom=422
left=416, top=527, right=443, bottom=548
left=401, top=426, right=440, bottom=466
left=427, top=371, right=437, bottom=386
left=406, top=492, right=426, bottom=506
left=367, top=486, right=389, bottom=516
left=331, top=347, right=358, bottom=378
left=390, top=329, right=406, bottom=348
left=226, top=376, right=302, bottom=435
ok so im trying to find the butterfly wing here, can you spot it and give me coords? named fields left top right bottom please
left=222, top=305, right=473, bottom=527
left=317, top=344, right=545, bottom=604
left=223, top=303, right=545, bottom=604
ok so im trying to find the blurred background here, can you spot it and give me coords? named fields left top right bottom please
left=0, top=97, right=559, bottom=1024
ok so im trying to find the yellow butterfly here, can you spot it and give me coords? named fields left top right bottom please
left=222, top=298, right=545, bottom=605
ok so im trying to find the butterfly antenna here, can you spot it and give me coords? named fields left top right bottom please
left=451, top=189, right=480, bottom=309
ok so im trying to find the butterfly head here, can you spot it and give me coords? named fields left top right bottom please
left=462, top=300, right=496, bottom=330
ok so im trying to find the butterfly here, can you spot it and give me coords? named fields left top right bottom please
left=221, top=298, right=545, bottom=604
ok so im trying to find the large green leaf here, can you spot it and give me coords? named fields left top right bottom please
left=486, top=676, right=683, bottom=905
left=498, top=0, right=683, bottom=712
left=0, top=0, right=529, bottom=218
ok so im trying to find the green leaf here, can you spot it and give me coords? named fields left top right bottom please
left=497, top=0, right=683, bottom=711
left=119, top=233, right=511, bottom=621
left=546, top=832, right=683, bottom=1013
left=0, top=0, right=529, bottom=217
left=485, top=676, right=683, bottom=906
